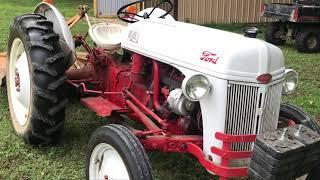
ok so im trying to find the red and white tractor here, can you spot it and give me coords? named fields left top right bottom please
left=4, top=0, right=320, bottom=179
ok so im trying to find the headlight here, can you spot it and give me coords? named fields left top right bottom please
left=282, top=69, right=298, bottom=95
left=182, top=75, right=211, bottom=101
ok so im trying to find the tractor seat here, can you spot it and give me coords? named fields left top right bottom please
left=88, top=23, right=125, bottom=51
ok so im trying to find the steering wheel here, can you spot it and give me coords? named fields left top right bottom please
left=117, top=0, right=174, bottom=23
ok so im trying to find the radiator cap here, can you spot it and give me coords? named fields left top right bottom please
left=243, top=27, right=261, bottom=38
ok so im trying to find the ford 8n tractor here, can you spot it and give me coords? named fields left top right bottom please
left=4, top=0, right=320, bottom=179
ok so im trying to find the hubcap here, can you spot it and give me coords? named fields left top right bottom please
left=8, top=38, right=31, bottom=126
left=89, top=143, right=130, bottom=180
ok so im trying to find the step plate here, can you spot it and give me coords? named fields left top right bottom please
left=81, top=97, right=122, bottom=117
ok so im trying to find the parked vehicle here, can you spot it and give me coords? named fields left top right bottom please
left=262, top=1, right=320, bottom=52
left=3, top=0, right=320, bottom=179
left=295, top=0, right=320, bottom=5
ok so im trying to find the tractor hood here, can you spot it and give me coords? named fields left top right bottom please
left=121, top=19, right=285, bottom=83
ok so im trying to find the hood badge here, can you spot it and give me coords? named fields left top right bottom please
left=200, top=51, right=220, bottom=64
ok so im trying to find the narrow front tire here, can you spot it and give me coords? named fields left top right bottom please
left=86, top=124, right=154, bottom=180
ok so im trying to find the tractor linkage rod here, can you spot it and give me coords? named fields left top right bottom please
left=67, top=80, right=124, bottom=96
left=126, top=100, right=162, bottom=131
left=124, top=89, right=168, bottom=128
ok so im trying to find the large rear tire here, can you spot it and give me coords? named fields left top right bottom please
left=86, top=124, right=154, bottom=180
left=6, top=13, right=71, bottom=145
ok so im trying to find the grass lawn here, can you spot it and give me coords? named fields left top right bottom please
left=0, top=0, right=319, bottom=179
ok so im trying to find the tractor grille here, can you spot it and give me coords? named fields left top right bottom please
left=225, top=82, right=282, bottom=151
left=260, top=83, right=283, bottom=133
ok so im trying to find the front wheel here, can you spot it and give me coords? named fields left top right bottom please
left=86, top=124, right=154, bottom=180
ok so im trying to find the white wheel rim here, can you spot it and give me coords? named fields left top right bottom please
left=8, top=38, right=31, bottom=126
left=89, top=143, right=130, bottom=180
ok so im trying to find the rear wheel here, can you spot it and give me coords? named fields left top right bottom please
left=6, top=13, right=71, bottom=145
left=265, top=22, right=286, bottom=45
left=86, top=124, right=154, bottom=180
left=295, top=28, right=320, bottom=53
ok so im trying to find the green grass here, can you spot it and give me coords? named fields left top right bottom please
left=0, top=1, right=319, bottom=179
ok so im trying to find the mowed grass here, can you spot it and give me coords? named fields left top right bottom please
left=0, top=1, right=319, bottom=180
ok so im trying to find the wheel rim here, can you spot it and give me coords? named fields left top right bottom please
left=8, top=38, right=31, bottom=126
left=89, top=143, right=130, bottom=180
left=306, top=35, right=318, bottom=49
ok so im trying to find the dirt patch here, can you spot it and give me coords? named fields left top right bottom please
left=0, top=155, right=19, bottom=170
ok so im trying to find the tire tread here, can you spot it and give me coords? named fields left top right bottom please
left=265, top=22, right=286, bottom=45
left=7, top=13, right=71, bottom=145
left=48, top=99, right=68, bottom=116
left=48, top=76, right=67, bottom=90
left=295, top=27, right=320, bottom=53
left=86, top=124, right=154, bottom=180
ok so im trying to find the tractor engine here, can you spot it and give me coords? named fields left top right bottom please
left=157, top=63, right=202, bottom=134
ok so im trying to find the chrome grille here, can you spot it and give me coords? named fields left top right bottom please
left=260, top=83, right=282, bottom=133
left=225, top=82, right=282, bottom=151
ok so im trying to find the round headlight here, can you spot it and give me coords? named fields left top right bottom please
left=182, top=75, right=211, bottom=101
left=282, top=69, right=298, bottom=95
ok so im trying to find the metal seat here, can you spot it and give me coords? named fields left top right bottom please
left=88, top=23, right=125, bottom=51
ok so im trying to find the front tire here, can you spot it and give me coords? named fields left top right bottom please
left=6, top=14, right=71, bottom=145
left=86, top=124, right=154, bottom=180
